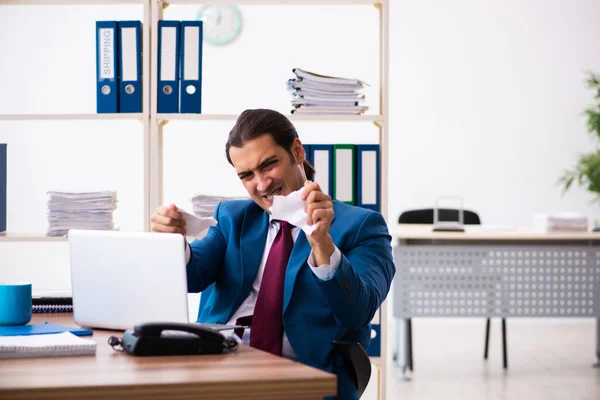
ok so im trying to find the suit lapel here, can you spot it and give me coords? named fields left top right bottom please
left=283, top=230, right=312, bottom=314
left=240, top=205, right=269, bottom=296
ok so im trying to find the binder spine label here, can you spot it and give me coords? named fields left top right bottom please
left=160, top=27, right=177, bottom=81
left=120, top=28, right=138, bottom=81
left=99, top=29, right=115, bottom=79
left=182, top=26, right=200, bottom=81
left=361, top=151, right=377, bottom=205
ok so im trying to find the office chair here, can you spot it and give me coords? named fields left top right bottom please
left=397, top=208, right=508, bottom=369
left=332, top=341, right=371, bottom=398
left=398, top=208, right=481, bottom=225
left=200, top=285, right=371, bottom=397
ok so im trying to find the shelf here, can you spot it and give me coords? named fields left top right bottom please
left=0, top=0, right=145, bottom=5
left=0, top=233, right=67, bottom=242
left=369, top=356, right=383, bottom=366
left=164, top=0, right=383, bottom=5
left=0, top=114, right=146, bottom=121
left=156, top=113, right=384, bottom=123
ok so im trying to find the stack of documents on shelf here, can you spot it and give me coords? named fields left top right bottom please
left=190, top=194, right=248, bottom=218
left=287, top=68, right=368, bottom=115
left=46, top=191, right=117, bottom=236
left=0, top=332, right=96, bottom=359
left=533, top=212, right=589, bottom=233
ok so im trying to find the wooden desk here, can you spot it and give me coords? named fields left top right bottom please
left=391, top=224, right=600, bottom=372
left=0, top=315, right=336, bottom=400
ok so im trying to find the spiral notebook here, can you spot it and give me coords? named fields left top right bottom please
left=32, top=295, right=73, bottom=313
left=0, top=332, right=96, bottom=359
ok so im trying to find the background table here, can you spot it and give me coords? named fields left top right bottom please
left=390, top=224, right=600, bottom=372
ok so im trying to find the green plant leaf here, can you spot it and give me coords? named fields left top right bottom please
left=585, top=108, right=600, bottom=137
left=561, top=72, right=600, bottom=200
left=586, top=72, right=600, bottom=89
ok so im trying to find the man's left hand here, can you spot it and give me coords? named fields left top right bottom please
left=301, top=181, right=335, bottom=265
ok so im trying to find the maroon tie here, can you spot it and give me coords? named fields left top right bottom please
left=250, top=220, right=294, bottom=356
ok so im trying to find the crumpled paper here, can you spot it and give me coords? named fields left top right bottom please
left=178, top=208, right=217, bottom=239
left=270, top=188, right=316, bottom=236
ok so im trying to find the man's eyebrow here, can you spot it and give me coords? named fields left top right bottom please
left=237, top=156, right=279, bottom=178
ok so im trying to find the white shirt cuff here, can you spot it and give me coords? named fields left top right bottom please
left=308, top=246, right=341, bottom=281
left=185, top=242, right=191, bottom=264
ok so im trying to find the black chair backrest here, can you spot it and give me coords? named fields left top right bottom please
left=398, top=208, right=481, bottom=225
left=332, top=341, right=371, bottom=398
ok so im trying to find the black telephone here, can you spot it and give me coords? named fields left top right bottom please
left=109, top=322, right=238, bottom=356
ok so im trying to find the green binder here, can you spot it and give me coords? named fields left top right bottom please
left=332, top=144, right=356, bottom=205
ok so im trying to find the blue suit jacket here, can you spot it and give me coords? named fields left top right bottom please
left=187, top=199, right=395, bottom=399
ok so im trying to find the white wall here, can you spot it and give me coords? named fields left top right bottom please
left=1, top=1, right=600, bottom=289
left=388, top=0, right=600, bottom=226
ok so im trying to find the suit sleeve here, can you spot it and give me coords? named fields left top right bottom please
left=315, top=211, right=395, bottom=329
left=186, top=202, right=227, bottom=292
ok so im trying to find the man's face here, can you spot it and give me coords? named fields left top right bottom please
left=229, top=134, right=306, bottom=212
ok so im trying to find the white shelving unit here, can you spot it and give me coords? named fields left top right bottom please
left=0, top=114, right=145, bottom=121
left=0, top=0, right=152, bottom=235
left=1, top=0, right=390, bottom=397
left=0, top=233, right=67, bottom=242
left=166, top=0, right=380, bottom=4
left=151, top=1, right=389, bottom=398
left=0, top=0, right=143, bottom=4
left=156, top=113, right=385, bottom=122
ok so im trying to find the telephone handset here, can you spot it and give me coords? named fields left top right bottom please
left=109, top=322, right=238, bottom=356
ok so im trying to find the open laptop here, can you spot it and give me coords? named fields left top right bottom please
left=68, top=229, right=190, bottom=330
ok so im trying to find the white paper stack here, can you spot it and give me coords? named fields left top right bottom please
left=547, top=213, right=588, bottom=232
left=287, top=68, right=368, bottom=115
left=190, top=194, right=248, bottom=218
left=533, top=212, right=589, bottom=233
left=46, top=191, right=117, bottom=236
left=0, top=332, right=96, bottom=359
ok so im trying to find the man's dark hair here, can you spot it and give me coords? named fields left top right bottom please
left=225, top=109, right=315, bottom=181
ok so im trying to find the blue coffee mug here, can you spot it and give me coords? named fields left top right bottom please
left=0, top=282, right=32, bottom=326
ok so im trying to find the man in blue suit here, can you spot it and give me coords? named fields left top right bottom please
left=151, top=109, right=395, bottom=399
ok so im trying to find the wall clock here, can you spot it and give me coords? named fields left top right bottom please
left=197, top=5, right=242, bottom=46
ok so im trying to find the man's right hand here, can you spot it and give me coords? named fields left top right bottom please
left=151, top=204, right=187, bottom=235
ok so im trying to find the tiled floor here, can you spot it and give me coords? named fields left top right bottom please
left=365, top=318, right=600, bottom=400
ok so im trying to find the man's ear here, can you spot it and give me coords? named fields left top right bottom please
left=292, top=138, right=304, bottom=164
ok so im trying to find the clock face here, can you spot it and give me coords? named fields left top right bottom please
left=197, top=5, right=242, bottom=46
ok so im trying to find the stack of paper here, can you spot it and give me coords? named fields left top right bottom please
left=547, top=213, right=588, bottom=232
left=0, top=332, right=96, bottom=359
left=190, top=194, right=249, bottom=218
left=46, top=191, right=117, bottom=236
left=533, top=212, right=589, bottom=233
left=287, top=68, right=368, bottom=115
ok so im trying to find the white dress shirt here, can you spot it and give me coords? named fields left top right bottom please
left=185, top=218, right=341, bottom=359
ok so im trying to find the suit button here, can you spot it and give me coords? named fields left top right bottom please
left=342, top=277, right=353, bottom=296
